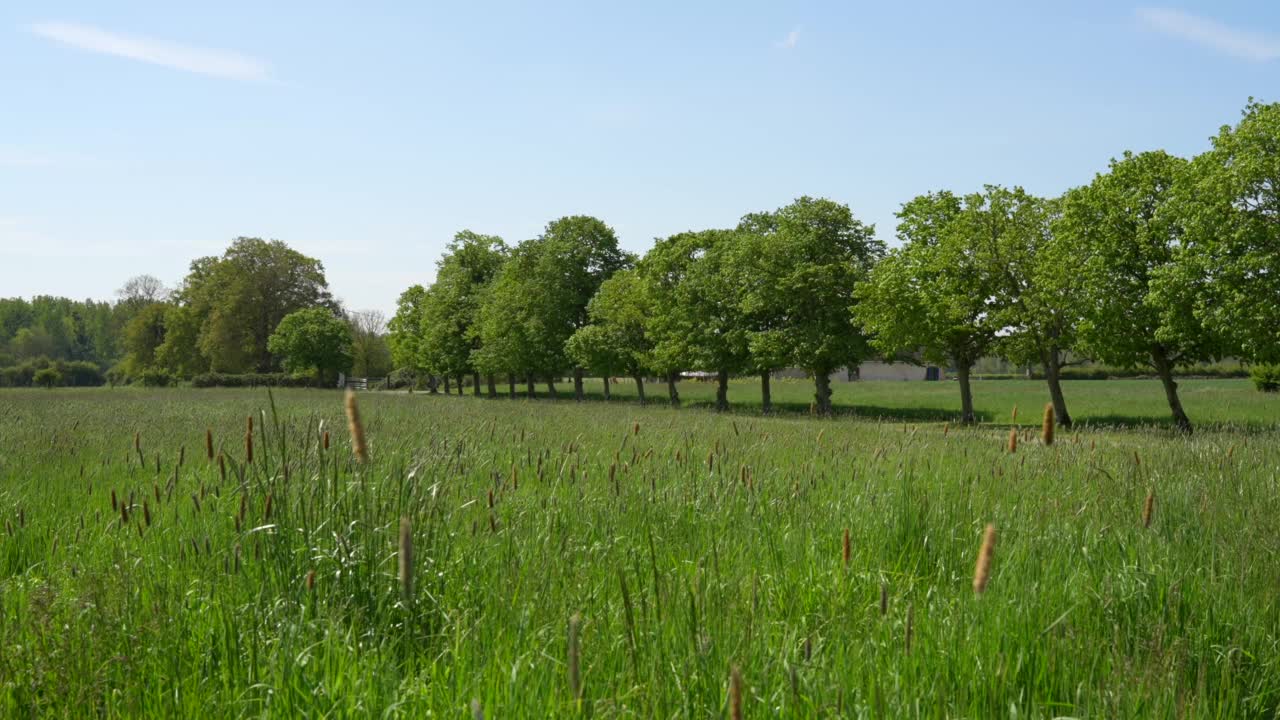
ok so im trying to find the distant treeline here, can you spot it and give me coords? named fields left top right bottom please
left=0, top=239, right=391, bottom=388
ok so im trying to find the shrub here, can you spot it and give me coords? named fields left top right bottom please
left=33, top=367, right=62, bottom=388
left=1251, top=364, right=1280, bottom=392
left=105, top=363, right=131, bottom=387
left=191, top=372, right=317, bottom=388
left=138, top=369, right=173, bottom=387
left=61, top=361, right=105, bottom=387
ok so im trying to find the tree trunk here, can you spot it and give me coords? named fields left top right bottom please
left=715, top=369, right=730, bottom=412
left=814, top=368, right=833, bottom=416
left=486, top=373, right=497, bottom=398
left=526, top=374, right=536, bottom=399
left=957, top=362, right=976, bottom=425
left=508, top=373, right=517, bottom=399
left=546, top=376, right=558, bottom=399
left=602, top=376, right=612, bottom=401
left=760, top=371, right=772, bottom=415
left=428, top=375, right=438, bottom=394
left=1043, top=350, right=1072, bottom=429
left=473, top=372, right=482, bottom=397
left=573, top=368, right=584, bottom=402
left=455, top=375, right=465, bottom=395
left=1152, top=350, right=1193, bottom=433
left=634, top=374, right=646, bottom=405
left=667, top=372, right=681, bottom=407
left=443, top=376, right=451, bottom=394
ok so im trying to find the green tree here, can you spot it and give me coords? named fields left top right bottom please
left=566, top=270, right=653, bottom=403
left=474, top=243, right=556, bottom=397
left=267, top=308, right=353, bottom=386
left=120, top=302, right=170, bottom=376
left=855, top=191, right=1003, bottom=425
left=737, top=197, right=883, bottom=415
left=474, top=218, right=629, bottom=400
left=162, top=238, right=335, bottom=375
left=33, top=366, right=62, bottom=388
left=973, top=188, right=1081, bottom=427
left=388, top=285, right=430, bottom=389
left=9, top=326, right=56, bottom=361
left=1057, top=150, right=1223, bottom=433
left=539, top=216, right=631, bottom=400
left=1159, top=100, right=1280, bottom=365
left=638, top=229, right=749, bottom=410
left=348, top=310, right=393, bottom=379
left=418, top=231, right=507, bottom=396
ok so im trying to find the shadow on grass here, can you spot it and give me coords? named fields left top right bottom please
left=404, top=390, right=1278, bottom=433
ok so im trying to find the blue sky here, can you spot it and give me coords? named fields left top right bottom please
left=2, top=1, right=1277, bottom=315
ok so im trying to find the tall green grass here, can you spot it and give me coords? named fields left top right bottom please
left=0, top=383, right=1277, bottom=717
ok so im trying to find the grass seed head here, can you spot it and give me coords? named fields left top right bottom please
left=1042, top=403, right=1055, bottom=446
left=399, top=516, right=414, bottom=603
left=729, top=665, right=743, bottom=720
left=905, top=603, right=914, bottom=654
left=568, top=612, right=583, bottom=702
left=842, top=528, right=851, bottom=569
left=1008, top=428, right=1018, bottom=454
left=245, top=430, right=253, bottom=464
left=973, top=523, right=997, bottom=594
left=345, top=390, right=369, bottom=463
left=1142, top=490, right=1155, bottom=528
left=206, top=429, right=213, bottom=460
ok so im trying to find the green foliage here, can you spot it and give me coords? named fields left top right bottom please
left=31, top=366, right=61, bottom=388
left=120, top=302, right=169, bottom=375
left=566, top=270, right=652, bottom=380
left=0, top=296, right=120, bottom=369
left=191, top=372, right=319, bottom=388
left=1251, top=364, right=1280, bottom=392
left=1162, top=100, right=1280, bottom=364
left=348, top=310, right=393, bottom=378
left=475, top=217, right=629, bottom=382
left=418, top=231, right=507, bottom=379
left=1058, top=151, right=1222, bottom=371
left=162, top=238, right=336, bottom=375
left=736, top=197, right=882, bottom=408
left=0, top=357, right=105, bottom=388
left=137, top=368, right=173, bottom=387
left=267, top=308, right=353, bottom=383
left=638, top=229, right=750, bottom=377
left=857, top=190, right=1003, bottom=370
left=388, top=285, right=428, bottom=374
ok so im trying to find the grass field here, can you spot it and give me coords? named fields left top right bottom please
left=1, top=380, right=1278, bottom=717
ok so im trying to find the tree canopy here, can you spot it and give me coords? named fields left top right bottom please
left=267, top=307, right=353, bottom=385
left=1058, top=151, right=1224, bottom=432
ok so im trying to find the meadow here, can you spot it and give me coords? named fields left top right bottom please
left=0, top=379, right=1277, bottom=718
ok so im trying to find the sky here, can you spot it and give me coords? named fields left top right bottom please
left=2, top=1, right=1278, bottom=316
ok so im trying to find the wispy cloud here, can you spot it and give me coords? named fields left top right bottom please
left=776, top=27, right=800, bottom=50
left=1136, top=7, right=1280, bottom=62
left=27, top=21, right=270, bottom=81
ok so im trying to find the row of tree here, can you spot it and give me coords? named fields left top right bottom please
left=390, top=100, right=1280, bottom=433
